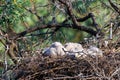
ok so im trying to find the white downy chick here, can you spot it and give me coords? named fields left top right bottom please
left=43, top=42, right=66, bottom=57
left=86, top=46, right=103, bottom=57
left=64, top=42, right=84, bottom=57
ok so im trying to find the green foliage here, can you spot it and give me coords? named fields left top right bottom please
left=0, top=0, right=119, bottom=47
left=72, top=0, right=98, bottom=14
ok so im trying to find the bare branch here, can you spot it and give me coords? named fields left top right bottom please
left=58, top=0, right=79, bottom=26
left=108, top=0, right=120, bottom=15
left=15, top=22, right=97, bottom=40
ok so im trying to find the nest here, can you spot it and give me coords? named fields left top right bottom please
left=1, top=52, right=120, bottom=80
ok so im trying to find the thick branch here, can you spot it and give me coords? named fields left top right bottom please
left=58, top=0, right=79, bottom=26
left=15, top=23, right=97, bottom=40
left=68, top=24, right=97, bottom=36
left=77, top=13, right=94, bottom=22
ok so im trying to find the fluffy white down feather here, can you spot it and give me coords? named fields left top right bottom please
left=86, top=46, right=103, bottom=57
left=64, top=42, right=84, bottom=57
left=64, top=43, right=83, bottom=51
left=43, top=42, right=103, bottom=58
left=43, top=42, right=66, bottom=57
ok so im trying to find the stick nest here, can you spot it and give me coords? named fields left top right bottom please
left=2, top=52, right=120, bottom=80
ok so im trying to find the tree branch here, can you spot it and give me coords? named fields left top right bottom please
left=15, top=22, right=97, bottom=40
left=108, top=0, right=120, bottom=15
left=58, top=0, right=79, bottom=26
